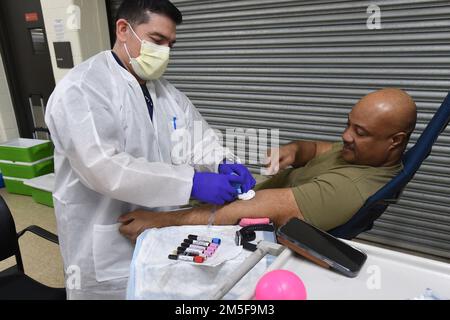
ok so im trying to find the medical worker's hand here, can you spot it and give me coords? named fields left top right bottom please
left=191, top=172, right=245, bottom=205
left=218, top=164, right=256, bottom=193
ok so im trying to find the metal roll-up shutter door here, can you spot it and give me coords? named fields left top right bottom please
left=105, top=0, right=125, bottom=45
left=106, top=0, right=450, bottom=259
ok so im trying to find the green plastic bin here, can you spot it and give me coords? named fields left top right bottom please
left=24, top=174, right=54, bottom=208
left=3, top=176, right=33, bottom=196
left=0, top=157, right=54, bottom=179
left=0, top=138, right=54, bottom=162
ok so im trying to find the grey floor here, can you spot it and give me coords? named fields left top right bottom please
left=0, top=189, right=65, bottom=288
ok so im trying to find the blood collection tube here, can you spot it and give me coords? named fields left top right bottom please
left=168, top=255, right=204, bottom=264
left=175, top=250, right=208, bottom=259
left=178, top=247, right=204, bottom=255
left=183, top=239, right=210, bottom=247
left=188, top=235, right=221, bottom=245
left=181, top=243, right=206, bottom=251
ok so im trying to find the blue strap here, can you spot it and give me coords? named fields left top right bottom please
left=140, top=84, right=154, bottom=122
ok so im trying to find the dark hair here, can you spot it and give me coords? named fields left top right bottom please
left=116, top=0, right=182, bottom=27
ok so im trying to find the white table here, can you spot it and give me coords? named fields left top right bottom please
left=236, top=241, right=450, bottom=300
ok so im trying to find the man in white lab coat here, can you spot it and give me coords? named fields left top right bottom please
left=45, top=0, right=255, bottom=300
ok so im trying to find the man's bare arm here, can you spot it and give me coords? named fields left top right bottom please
left=180, top=188, right=303, bottom=227
left=119, top=188, right=304, bottom=242
left=267, top=141, right=333, bottom=173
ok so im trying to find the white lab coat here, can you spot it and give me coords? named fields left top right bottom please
left=45, top=51, right=233, bottom=300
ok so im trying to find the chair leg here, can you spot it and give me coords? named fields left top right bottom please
left=15, top=252, right=25, bottom=273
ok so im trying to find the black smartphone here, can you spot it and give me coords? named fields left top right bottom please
left=277, top=218, right=367, bottom=278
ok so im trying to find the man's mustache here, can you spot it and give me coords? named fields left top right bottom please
left=343, top=142, right=355, bottom=150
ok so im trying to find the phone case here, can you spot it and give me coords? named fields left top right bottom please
left=276, top=222, right=367, bottom=278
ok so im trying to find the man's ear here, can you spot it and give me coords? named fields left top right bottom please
left=390, top=132, right=407, bottom=149
left=116, top=19, right=129, bottom=43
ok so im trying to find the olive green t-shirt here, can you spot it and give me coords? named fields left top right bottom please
left=256, top=143, right=402, bottom=231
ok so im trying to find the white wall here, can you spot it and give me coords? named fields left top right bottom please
left=40, top=0, right=111, bottom=83
left=0, top=0, right=110, bottom=143
left=0, top=53, right=19, bottom=143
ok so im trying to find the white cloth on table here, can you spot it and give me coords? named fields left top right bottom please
left=127, top=225, right=274, bottom=300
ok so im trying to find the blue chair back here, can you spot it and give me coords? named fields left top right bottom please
left=329, top=92, right=450, bottom=239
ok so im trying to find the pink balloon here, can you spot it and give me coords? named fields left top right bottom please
left=255, top=270, right=307, bottom=300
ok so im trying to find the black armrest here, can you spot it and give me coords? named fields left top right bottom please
left=17, top=225, right=59, bottom=245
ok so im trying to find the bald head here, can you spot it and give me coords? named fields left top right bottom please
left=342, top=88, right=417, bottom=167
left=357, top=88, right=417, bottom=136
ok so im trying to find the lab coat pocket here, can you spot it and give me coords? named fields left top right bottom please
left=92, top=224, right=135, bottom=282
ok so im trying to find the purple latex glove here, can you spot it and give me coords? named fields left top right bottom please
left=191, top=172, right=245, bottom=205
left=218, top=164, right=256, bottom=193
